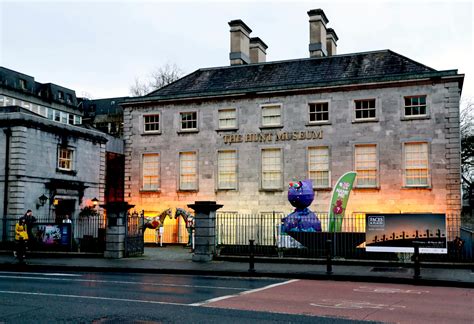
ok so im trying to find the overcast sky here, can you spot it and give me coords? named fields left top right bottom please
left=1, top=0, right=473, bottom=102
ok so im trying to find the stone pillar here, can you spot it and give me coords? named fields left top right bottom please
left=188, top=201, right=223, bottom=262
left=103, top=202, right=134, bottom=259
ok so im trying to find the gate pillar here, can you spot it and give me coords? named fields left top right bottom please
left=102, top=202, right=134, bottom=259
left=188, top=201, right=223, bottom=262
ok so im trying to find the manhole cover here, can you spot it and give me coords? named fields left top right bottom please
left=371, top=267, right=409, bottom=273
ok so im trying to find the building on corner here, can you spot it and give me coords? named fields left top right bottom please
left=120, top=9, right=464, bottom=242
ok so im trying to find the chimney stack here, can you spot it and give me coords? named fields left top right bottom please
left=229, top=19, right=252, bottom=65
left=249, top=37, right=268, bottom=63
left=308, top=9, right=329, bottom=57
left=326, top=28, right=338, bottom=56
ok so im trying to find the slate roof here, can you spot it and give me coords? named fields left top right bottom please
left=123, top=50, right=460, bottom=105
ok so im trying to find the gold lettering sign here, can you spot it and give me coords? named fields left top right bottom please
left=223, top=130, right=323, bottom=144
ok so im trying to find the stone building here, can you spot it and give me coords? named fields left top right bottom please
left=121, top=9, right=464, bottom=237
left=0, top=68, right=120, bottom=243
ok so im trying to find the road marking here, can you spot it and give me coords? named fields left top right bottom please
left=354, top=286, right=429, bottom=294
left=310, top=299, right=406, bottom=311
left=191, top=279, right=299, bottom=306
left=0, top=290, right=189, bottom=306
left=0, top=275, right=246, bottom=291
left=0, top=271, right=82, bottom=277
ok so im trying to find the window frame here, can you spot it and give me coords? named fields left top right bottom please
left=260, top=147, right=283, bottom=191
left=353, top=98, right=378, bottom=122
left=402, top=95, right=429, bottom=120
left=307, top=146, right=331, bottom=189
left=141, top=153, right=161, bottom=191
left=217, top=150, right=238, bottom=190
left=217, top=108, right=238, bottom=130
left=308, top=101, right=330, bottom=125
left=179, top=151, right=198, bottom=191
left=179, top=111, right=199, bottom=132
left=353, top=144, right=379, bottom=188
left=57, top=147, right=74, bottom=172
left=19, top=79, right=27, bottom=90
left=402, top=141, right=431, bottom=188
left=260, top=103, right=283, bottom=129
left=142, top=113, right=161, bottom=134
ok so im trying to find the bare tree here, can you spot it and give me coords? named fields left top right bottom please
left=129, top=77, right=151, bottom=97
left=129, top=63, right=183, bottom=97
left=461, top=98, right=474, bottom=216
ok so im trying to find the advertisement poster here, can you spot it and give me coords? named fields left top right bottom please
left=31, top=223, right=72, bottom=249
left=365, top=213, right=447, bottom=254
left=328, top=172, right=357, bottom=232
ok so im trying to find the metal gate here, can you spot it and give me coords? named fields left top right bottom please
left=125, top=210, right=144, bottom=257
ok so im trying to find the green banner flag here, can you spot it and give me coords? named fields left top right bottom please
left=328, top=171, right=357, bottom=232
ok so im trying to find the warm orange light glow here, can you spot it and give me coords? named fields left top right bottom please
left=53, top=199, right=59, bottom=206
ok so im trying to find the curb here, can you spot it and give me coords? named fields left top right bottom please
left=1, top=262, right=472, bottom=289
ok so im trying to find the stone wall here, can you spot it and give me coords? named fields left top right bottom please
left=124, top=81, right=462, bottom=216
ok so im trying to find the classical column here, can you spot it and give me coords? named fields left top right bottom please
left=188, top=201, right=223, bottom=262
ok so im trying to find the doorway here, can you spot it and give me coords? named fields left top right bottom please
left=54, top=199, right=76, bottom=223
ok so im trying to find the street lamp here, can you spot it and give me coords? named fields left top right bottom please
left=36, top=194, right=48, bottom=209
left=91, top=197, right=99, bottom=207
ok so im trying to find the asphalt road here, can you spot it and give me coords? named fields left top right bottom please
left=0, top=270, right=366, bottom=323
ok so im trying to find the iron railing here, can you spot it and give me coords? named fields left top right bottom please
left=215, top=212, right=472, bottom=262
left=2, top=215, right=106, bottom=252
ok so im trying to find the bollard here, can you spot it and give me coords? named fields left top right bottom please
left=248, top=239, right=256, bottom=273
left=413, top=242, right=421, bottom=280
left=326, top=239, right=333, bottom=275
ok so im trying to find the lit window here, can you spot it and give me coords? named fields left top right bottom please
left=218, top=150, right=237, bottom=189
left=261, top=105, right=281, bottom=127
left=308, top=147, right=330, bottom=188
left=404, top=142, right=429, bottom=187
left=218, top=109, right=237, bottom=129
left=180, top=112, right=198, bottom=130
left=179, top=152, right=197, bottom=190
left=309, top=102, right=329, bottom=123
left=75, top=116, right=82, bottom=125
left=143, top=114, right=160, bottom=132
left=354, top=144, right=377, bottom=187
left=58, top=148, right=73, bottom=171
left=355, top=99, right=376, bottom=120
left=261, top=148, right=282, bottom=189
left=142, top=153, right=160, bottom=190
left=404, top=96, right=427, bottom=117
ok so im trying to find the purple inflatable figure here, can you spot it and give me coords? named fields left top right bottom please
left=282, top=180, right=321, bottom=233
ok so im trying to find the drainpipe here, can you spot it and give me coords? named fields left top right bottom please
left=2, top=128, right=11, bottom=243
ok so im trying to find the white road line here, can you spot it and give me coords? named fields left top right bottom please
left=0, top=275, right=246, bottom=291
left=0, top=290, right=189, bottom=306
left=190, top=279, right=299, bottom=306
left=0, top=271, right=82, bottom=277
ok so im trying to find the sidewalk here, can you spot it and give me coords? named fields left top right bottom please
left=0, top=246, right=473, bottom=288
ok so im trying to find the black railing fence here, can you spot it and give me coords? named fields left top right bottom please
left=2, top=215, right=106, bottom=252
left=215, top=212, right=471, bottom=262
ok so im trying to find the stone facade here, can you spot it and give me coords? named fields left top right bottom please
left=0, top=108, right=107, bottom=240
left=123, top=80, right=463, bottom=217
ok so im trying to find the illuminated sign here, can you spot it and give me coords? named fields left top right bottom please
left=223, top=130, right=323, bottom=144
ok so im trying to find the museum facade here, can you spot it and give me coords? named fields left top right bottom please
left=121, top=10, right=464, bottom=229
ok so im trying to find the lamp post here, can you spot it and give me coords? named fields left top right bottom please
left=91, top=197, right=99, bottom=207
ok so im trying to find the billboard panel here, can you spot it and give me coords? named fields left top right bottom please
left=365, top=213, right=447, bottom=254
